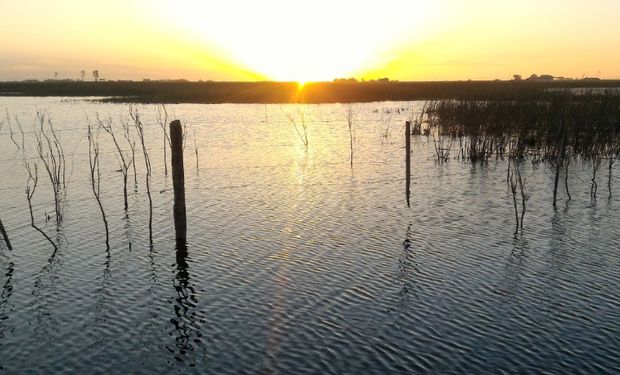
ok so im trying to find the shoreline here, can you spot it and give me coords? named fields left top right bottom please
left=1, top=80, right=620, bottom=104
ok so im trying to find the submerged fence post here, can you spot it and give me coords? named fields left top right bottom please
left=170, top=120, right=187, bottom=248
left=0, top=218, right=12, bottom=250
left=405, top=121, right=411, bottom=208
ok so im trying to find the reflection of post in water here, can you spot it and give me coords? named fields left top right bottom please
left=168, top=244, right=202, bottom=365
left=93, top=241, right=113, bottom=339
left=0, top=261, right=15, bottom=339
left=0, top=218, right=12, bottom=250
left=398, top=223, right=421, bottom=306
left=498, top=233, right=529, bottom=297
left=31, top=246, right=63, bottom=340
left=548, top=208, right=569, bottom=271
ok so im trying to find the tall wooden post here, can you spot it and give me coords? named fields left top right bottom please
left=405, top=121, right=411, bottom=208
left=553, top=123, right=566, bottom=207
left=0, top=218, right=12, bottom=250
left=170, top=120, right=187, bottom=248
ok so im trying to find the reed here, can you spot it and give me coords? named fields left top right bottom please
left=423, top=91, right=620, bottom=205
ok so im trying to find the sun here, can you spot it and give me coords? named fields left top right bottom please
left=161, top=0, right=436, bottom=82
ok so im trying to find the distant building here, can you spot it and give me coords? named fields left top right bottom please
left=513, top=74, right=522, bottom=81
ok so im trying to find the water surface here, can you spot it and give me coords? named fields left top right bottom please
left=0, top=98, right=619, bottom=374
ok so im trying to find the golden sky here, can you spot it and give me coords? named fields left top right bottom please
left=1, top=0, right=619, bottom=81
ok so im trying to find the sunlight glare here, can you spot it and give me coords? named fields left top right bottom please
left=161, top=0, right=435, bottom=81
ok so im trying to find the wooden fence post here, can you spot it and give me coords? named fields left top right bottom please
left=405, top=121, right=411, bottom=208
left=170, top=120, right=187, bottom=248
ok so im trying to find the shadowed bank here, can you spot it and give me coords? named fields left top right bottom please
left=1, top=80, right=620, bottom=104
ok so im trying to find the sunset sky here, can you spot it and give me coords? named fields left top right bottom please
left=1, top=0, right=619, bottom=82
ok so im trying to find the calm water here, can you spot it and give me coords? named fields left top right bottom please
left=0, top=97, right=619, bottom=374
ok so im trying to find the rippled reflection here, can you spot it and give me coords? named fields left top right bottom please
left=0, top=261, right=14, bottom=342
left=397, top=223, right=421, bottom=307
left=0, top=99, right=618, bottom=373
left=167, top=244, right=203, bottom=367
left=498, top=234, right=529, bottom=297
left=32, top=244, right=64, bottom=341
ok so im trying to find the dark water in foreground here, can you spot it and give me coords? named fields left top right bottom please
left=0, top=98, right=619, bottom=374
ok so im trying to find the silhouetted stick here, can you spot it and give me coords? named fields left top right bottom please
left=87, top=124, right=110, bottom=249
left=0, top=218, right=12, bottom=250
left=121, top=117, right=138, bottom=190
left=34, top=112, right=66, bottom=223
left=170, top=120, right=187, bottom=247
left=610, top=151, right=618, bottom=198
left=283, top=108, right=309, bottom=147
left=565, top=158, right=572, bottom=201
left=508, top=160, right=520, bottom=233
left=347, top=105, right=355, bottom=168
left=99, top=115, right=133, bottom=211
left=591, top=159, right=601, bottom=199
left=193, top=129, right=199, bottom=173
left=405, top=121, right=411, bottom=208
left=5, top=110, right=21, bottom=151
left=157, top=105, right=171, bottom=176
left=24, top=162, right=57, bottom=252
left=517, top=163, right=527, bottom=228
left=130, top=108, right=153, bottom=245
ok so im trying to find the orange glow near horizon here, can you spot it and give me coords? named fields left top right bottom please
left=0, top=1, right=619, bottom=81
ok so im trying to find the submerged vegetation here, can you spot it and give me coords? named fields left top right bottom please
left=0, top=85, right=619, bottom=251
left=417, top=90, right=620, bottom=229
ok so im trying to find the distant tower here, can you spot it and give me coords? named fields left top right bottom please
left=54, top=72, right=58, bottom=80
left=80, top=70, right=85, bottom=81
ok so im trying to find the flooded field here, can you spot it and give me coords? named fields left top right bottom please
left=1, top=97, right=619, bottom=374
